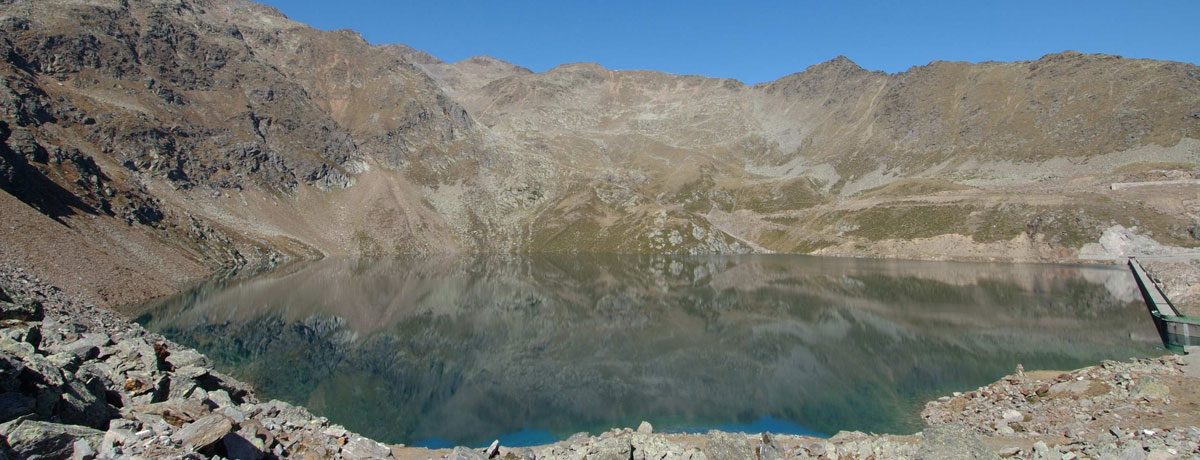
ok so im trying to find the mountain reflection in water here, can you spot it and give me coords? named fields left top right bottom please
left=135, top=254, right=1162, bottom=447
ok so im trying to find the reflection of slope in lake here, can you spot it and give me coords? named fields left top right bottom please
left=135, top=254, right=1162, bottom=447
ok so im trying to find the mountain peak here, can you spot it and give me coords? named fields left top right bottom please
left=807, top=55, right=866, bottom=74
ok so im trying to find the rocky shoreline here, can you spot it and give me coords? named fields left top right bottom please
left=3, top=261, right=1200, bottom=459
left=1, top=265, right=394, bottom=459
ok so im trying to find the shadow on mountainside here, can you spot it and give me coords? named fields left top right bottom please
left=1, top=121, right=103, bottom=225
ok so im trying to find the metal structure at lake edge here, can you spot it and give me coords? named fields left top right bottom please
left=1129, top=257, right=1200, bottom=351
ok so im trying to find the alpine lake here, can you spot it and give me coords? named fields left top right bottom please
left=132, top=254, right=1164, bottom=448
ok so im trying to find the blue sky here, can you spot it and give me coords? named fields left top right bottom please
left=259, top=1, right=1200, bottom=84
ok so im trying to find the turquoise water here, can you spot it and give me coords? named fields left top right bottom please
left=135, top=254, right=1163, bottom=447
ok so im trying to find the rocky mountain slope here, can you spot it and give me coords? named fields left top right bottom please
left=1, top=0, right=1198, bottom=305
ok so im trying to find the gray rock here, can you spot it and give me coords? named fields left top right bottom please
left=0, top=336, right=36, bottom=362
left=171, top=413, right=232, bottom=451
left=485, top=439, right=500, bottom=458
left=1000, top=410, right=1023, bottom=424
left=131, top=399, right=211, bottom=426
left=0, top=418, right=102, bottom=460
left=55, top=334, right=110, bottom=362
left=110, top=338, right=160, bottom=373
left=631, top=433, right=687, bottom=460
left=58, top=378, right=115, bottom=429
left=123, top=371, right=169, bottom=405
left=173, top=365, right=210, bottom=380
left=448, top=446, right=487, bottom=460
left=0, top=297, right=43, bottom=322
left=1117, top=443, right=1147, bottom=460
left=167, top=374, right=200, bottom=400
left=586, top=434, right=634, bottom=460
left=0, top=323, right=40, bottom=348
left=342, top=436, right=392, bottom=459
left=221, top=406, right=247, bottom=424
left=916, top=424, right=1000, bottom=460
left=44, top=352, right=81, bottom=373
left=71, top=438, right=97, bottom=460
left=206, top=389, right=235, bottom=410
left=100, top=427, right=135, bottom=455
left=1031, top=441, right=1050, bottom=460
left=805, top=442, right=827, bottom=457
left=164, top=348, right=207, bottom=370
left=637, top=421, right=654, bottom=434
left=703, top=432, right=753, bottom=460
left=503, top=447, right=537, bottom=460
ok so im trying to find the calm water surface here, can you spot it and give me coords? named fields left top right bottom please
left=135, top=255, right=1162, bottom=447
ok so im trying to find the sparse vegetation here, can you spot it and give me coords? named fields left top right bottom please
left=855, top=179, right=973, bottom=198
left=847, top=205, right=974, bottom=241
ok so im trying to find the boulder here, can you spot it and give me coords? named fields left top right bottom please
left=0, top=296, right=43, bottom=322
left=52, top=333, right=110, bottom=362
left=916, top=424, right=999, bottom=460
left=1048, top=379, right=1093, bottom=397
left=448, top=446, right=487, bottom=460
left=203, top=389, right=234, bottom=410
left=133, top=399, right=211, bottom=427
left=586, top=434, right=634, bottom=460
left=702, top=432, right=753, bottom=460
left=108, top=338, right=161, bottom=373
left=57, top=379, right=115, bottom=429
left=72, top=438, right=96, bottom=460
left=0, top=418, right=102, bottom=460
left=170, top=413, right=232, bottom=451
left=631, top=433, right=689, bottom=460
left=121, top=371, right=168, bottom=405
left=342, top=436, right=392, bottom=459
left=0, top=323, right=40, bottom=349
left=44, top=353, right=81, bottom=374
left=1000, top=410, right=1023, bottom=424
left=163, top=348, right=207, bottom=370
left=637, top=421, right=654, bottom=434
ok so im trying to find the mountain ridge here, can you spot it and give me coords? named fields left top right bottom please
left=0, top=0, right=1197, bottom=307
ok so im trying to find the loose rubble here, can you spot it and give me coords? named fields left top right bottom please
left=921, top=353, right=1200, bottom=459
left=0, top=266, right=392, bottom=459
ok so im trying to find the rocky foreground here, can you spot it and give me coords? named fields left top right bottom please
left=3, top=261, right=1200, bottom=459
left=0, top=266, right=395, bottom=459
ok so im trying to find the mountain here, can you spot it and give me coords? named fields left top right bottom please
left=1, top=0, right=1198, bottom=305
